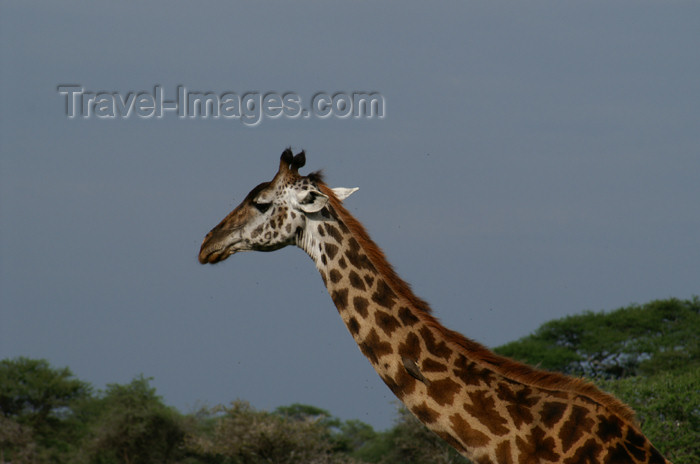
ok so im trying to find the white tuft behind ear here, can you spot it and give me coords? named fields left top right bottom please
left=331, top=187, right=359, bottom=201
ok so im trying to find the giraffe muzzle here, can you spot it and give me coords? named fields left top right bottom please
left=198, top=231, right=241, bottom=264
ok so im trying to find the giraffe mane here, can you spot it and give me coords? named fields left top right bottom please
left=316, top=180, right=638, bottom=425
left=317, top=182, right=433, bottom=316
left=308, top=170, right=325, bottom=183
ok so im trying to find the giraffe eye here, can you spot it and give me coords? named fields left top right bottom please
left=253, top=202, right=271, bottom=213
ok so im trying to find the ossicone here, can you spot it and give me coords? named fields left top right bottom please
left=279, top=147, right=306, bottom=174
left=292, top=150, right=306, bottom=171
left=280, top=148, right=294, bottom=165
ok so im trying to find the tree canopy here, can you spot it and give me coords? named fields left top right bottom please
left=495, top=297, right=699, bottom=379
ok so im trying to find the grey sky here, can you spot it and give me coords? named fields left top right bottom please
left=1, top=1, right=698, bottom=430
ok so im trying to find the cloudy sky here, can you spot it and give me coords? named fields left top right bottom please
left=1, top=1, right=698, bottom=430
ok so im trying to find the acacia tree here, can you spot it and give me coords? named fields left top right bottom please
left=495, top=297, right=699, bottom=379
left=0, top=357, right=90, bottom=463
left=78, top=375, right=186, bottom=464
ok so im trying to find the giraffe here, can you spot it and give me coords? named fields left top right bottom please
left=198, top=149, right=671, bottom=464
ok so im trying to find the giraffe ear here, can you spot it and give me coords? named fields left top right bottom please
left=331, top=187, right=359, bottom=201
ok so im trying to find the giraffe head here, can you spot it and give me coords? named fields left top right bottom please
left=199, top=148, right=357, bottom=264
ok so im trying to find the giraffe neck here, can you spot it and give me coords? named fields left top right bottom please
left=295, top=189, right=670, bottom=464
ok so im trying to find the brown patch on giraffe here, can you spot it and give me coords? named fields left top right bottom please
left=347, top=317, right=360, bottom=336
left=559, top=405, right=594, bottom=453
left=398, top=307, right=419, bottom=326
left=352, top=296, right=370, bottom=318
left=251, top=224, right=263, bottom=238
left=411, top=402, right=440, bottom=424
left=395, top=366, right=419, bottom=395
left=454, top=355, right=490, bottom=387
left=345, top=238, right=374, bottom=271
left=374, top=310, right=401, bottom=337
left=371, top=280, right=397, bottom=309
left=463, top=390, right=509, bottom=436
left=331, top=289, right=348, bottom=312
left=337, top=220, right=349, bottom=233
left=515, top=426, right=560, bottom=463
left=320, top=254, right=327, bottom=265
left=596, top=415, right=623, bottom=443
left=381, top=364, right=418, bottom=398
left=348, top=270, right=366, bottom=291
left=540, top=401, right=568, bottom=428
left=624, top=427, right=648, bottom=462
left=285, top=223, right=292, bottom=233
left=563, top=438, right=601, bottom=464
left=324, top=223, right=343, bottom=244
left=337, top=256, right=348, bottom=269
left=648, top=447, right=668, bottom=464
left=427, top=377, right=462, bottom=406
left=317, top=224, right=325, bottom=236
left=398, top=331, right=421, bottom=360
left=421, top=358, right=447, bottom=373
left=359, top=328, right=393, bottom=365
left=324, top=243, right=339, bottom=260
left=449, top=413, right=490, bottom=448
left=604, top=443, right=634, bottom=464
left=496, top=384, right=537, bottom=429
left=419, top=326, right=452, bottom=360
left=495, top=440, right=514, bottom=464
left=329, top=269, right=342, bottom=284
left=364, top=274, right=374, bottom=287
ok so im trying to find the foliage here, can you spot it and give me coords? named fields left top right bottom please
left=495, top=297, right=699, bottom=378
left=186, top=400, right=359, bottom=464
left=0, top=415, right=36, bottom=463
left=273, top=403, right=376, bottom=456
left=77, top=375, right=186, bottom=464
left=0, top=357, right=91, bottom=463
